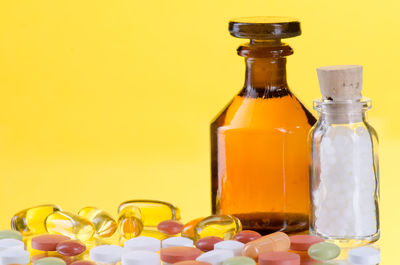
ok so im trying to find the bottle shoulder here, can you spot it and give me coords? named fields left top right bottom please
left=213, top=93, right=316, bottom=130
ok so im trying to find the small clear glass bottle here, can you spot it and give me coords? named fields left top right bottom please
left=309, top=65, right=380, bottom=247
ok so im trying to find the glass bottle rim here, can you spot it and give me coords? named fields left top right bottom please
left=313, top=97, right=372, bottom=112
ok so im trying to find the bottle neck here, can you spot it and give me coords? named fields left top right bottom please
left=244, top=57, right=288, bottom=90
left=314, top=100, right=371, bottom=124
left=237, top=41, right=293, bottom=98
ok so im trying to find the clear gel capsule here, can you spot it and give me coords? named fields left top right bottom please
left=194, top=215, right=242, bottom=241
left=46, top=211, right=95, bottom=242
left=242, top=232, right=290, bottom=260
left=182, top=218, right=204, bottom=240
left=118, top=205, right=143, bottom=240
left=78, top=207, right=117, bottom=238
left=118, top=200, right=181, bottom=227
left=12, top=204, right=62, bottom=235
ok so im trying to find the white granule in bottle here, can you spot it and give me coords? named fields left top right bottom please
left=314, top=124, right=377, bottom=237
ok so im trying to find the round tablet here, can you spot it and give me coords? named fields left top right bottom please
left=289, top=235, right=324, bottom=251
left=233, top=231, right=262, bottom=244
left=56, top=239, right=86, bottom=256
left=163, top=237, right=193, bottom=248
left=308, top=242, right=340, bottom=261
left=124, top=236, right=161, bottom=252
left=348, top=246, right=380, bottom=265
left=0, top=238, right=25, bottom=251
left=0, top=230, right=23, bottom=241
left=196, top=250, right=235, bottom=264
left=175, top=262, right=212, bottom=265
left=34, top=257, right=66, bottom=265
left=161, top=246, right=202, bottom=263
left=122, top=250, right=160, bottom=265
left=0, top=249, right=30, bottom=265
left=70, top=261, right=96, bottom=265
left=158, top=220, right=184, bottom=235
left=214, top=240, right=244, bottom=256
left=90, top=245, right=123, bottom=263
left=258, top=252, right=300, bottom=265
left=195, top=236, right=224, bottom=252
left=223, top=256, right=256, bottom=265
left=31, top=234, right=70, bottom=251
left=31, top=253, right=71, bottom=264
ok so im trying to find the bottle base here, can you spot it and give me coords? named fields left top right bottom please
left=232, top=212, right=309, bottom=235
left=309, top=230, right=380, bottom=248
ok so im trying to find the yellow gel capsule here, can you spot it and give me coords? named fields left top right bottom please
left=45, top=211, right=95, bottom=242
left=11, top=204, right=62, bottom=235
left=118, top=205, right=143, bottom=239
left=194, top=215, right=242, bottom=241
left=118, top=200, right=181, bottom=227
left=182, top=217, right=204, bottom=239
left=78, top=207, right=117, bottom=238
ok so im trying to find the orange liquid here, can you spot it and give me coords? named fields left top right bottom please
left=211, top=92, right=315, bottom=234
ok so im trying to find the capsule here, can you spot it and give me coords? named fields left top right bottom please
left=118, top=205, right=143, bottom=239
left=11, top=204, right=62, bottom=235
left=194, top=215, right=242, bottom=241
left=45, top=211, right=95, bottom=242
left=118, top=200, right=181, bottom=227
left=78, top=207, right=117, bottom=238
left=182, top=218, right=204, bottom=239
left=242, top=232, right=290, bottom=260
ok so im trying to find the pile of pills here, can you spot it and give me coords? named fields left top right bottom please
left=0, top=200, right=381, bottom=265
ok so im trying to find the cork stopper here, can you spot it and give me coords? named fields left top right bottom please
left=317, top=65, right=363, bottom=101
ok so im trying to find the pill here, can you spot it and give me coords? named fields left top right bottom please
left=0, top=248, right=30, bottom=265
left=56, top=239, right=86, bottom=256
left=118, top=200, right=181, bottom=227
left=34, top=257, right=66, bottom=265
left=162, top=237, right=193, bottom=248
left=32, top=253, right=71, bottom=264
left=196, top=250, right=235, bottom=265
left=70, top=261, right=96, bottom=265
left=242, top=232, right=290, bottom=260
left=0, top=230, right=23, bottom=241
left=175, top=262, right=212, bottom=265
left=31, top=234, right=71, bottom=251
left=289, top=235, right=324, bottom=251
left=90, top=245, right=123, bottom=263
left=0, top=238, right=25, bottom=251
left=46, top=211, right=95, bottom=242
left=158, top=220, right=184, bottom=235
left=160, top=246, right=202, bottom=264
left=308, top=242, right=340, bottom=261
left=196, top=236, right=224, bottom=252
left=124, top=236, right=161, bottom=252
left=122, top=250, right=160, bottom=265
left=258, top=252, right=300, bottom=265
left=78, top=207, right=117, bottom=238
left=118, top=205, right=144, bottom=240
left=348, top=246, right=380, bottom=265
left=233, top=231, right=261, bottom=244
left=11, top=204, right=62, bottom=235
left=214, top=240, right=244, bottom=256
left=182, top=218, right=204, bottom=240
left=222, top=256, right=256, bottom=265
left=194, top=215, right=242, bottom=241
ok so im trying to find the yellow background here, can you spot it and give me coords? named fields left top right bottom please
left=0, top=0, right=398, bottom=262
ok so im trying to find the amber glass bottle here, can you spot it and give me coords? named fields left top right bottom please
left=211, top=17, right=316, bottom=234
